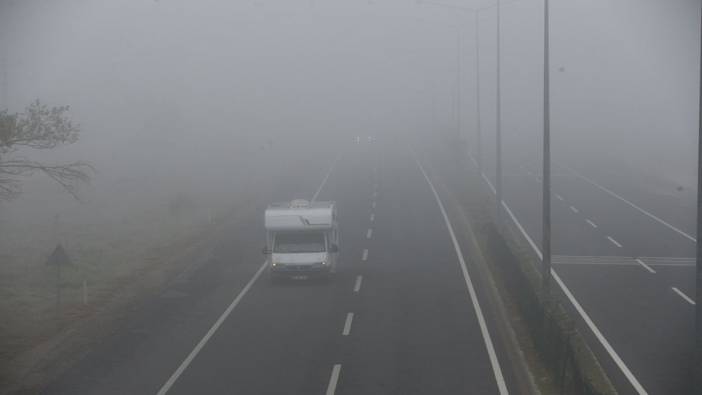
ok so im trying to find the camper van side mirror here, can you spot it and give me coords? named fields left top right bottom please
left=330, top=244, right=339, bottom=253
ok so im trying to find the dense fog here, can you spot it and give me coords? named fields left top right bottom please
left=1, top=1, right=700, bottom=394
left=0, top=0, right=698, bottom=225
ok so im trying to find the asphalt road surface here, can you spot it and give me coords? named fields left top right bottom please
left=44, top=142, right=518, bottom=395
left=477, top=153, right=695, bottom=395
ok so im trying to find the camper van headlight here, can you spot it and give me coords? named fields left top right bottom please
left=320, top=261, right=328, bottom=266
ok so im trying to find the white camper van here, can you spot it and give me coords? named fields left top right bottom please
left=264, top=200, right=340, bottom=281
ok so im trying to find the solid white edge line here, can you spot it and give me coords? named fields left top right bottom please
left=482, top=173, right=497, bottom=195
left=353, top=275, right=363, bottom=292
left=156, top=261, right=268, bottom=395
left=502, top=202, right=541, bottom=269
left=415, top=157, right=509, bottom=395
left=607, top=236, right=623, bottom=248
left=563, top=166, right=696, bottom=242
left=648, top=263, right=695, bottom=267
left=158, top=154, right=341, bottom=395
left=366, top=228, right=373, bottom=239
left=471, top=162, right=647, bottom=394
left=640, top=256, right=696, bottom=261
left=586, top=219, right=598, bottom=228
left=467, top=154, right=649, bottom=394
left=554, top=262, right=638, bottom=266
left=672, top=287, right=696, bottom=305
left=362, top=249, right=368, bottom=261
left=312, top=153, right=342, bottom=202
left=325, top=364, right=342, bottom=395
left=499, top=200, right=648, bottom=395
left=634, top=259, right=656, bottom=274
left=551, top=271, right=648, bottom=394
left=553, top=255, right=630, bottom=260
left=342, top=313, right=354, bottom=336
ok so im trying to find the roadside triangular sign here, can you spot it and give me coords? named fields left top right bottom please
left=46, top=244, right=71, bottom=266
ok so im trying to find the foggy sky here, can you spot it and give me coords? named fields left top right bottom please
left=0, top=0, right=699, bottom=219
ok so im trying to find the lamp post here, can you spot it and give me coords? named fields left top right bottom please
left=419, top=0, right=504, bottom=188
left=420, top=0, right=552, bottom=293
left=695, top=2, right=702, bottom=390
left=495, top=0, right=503, bottom=222
left=421, top=0, right=502, bottom=220
left=475, top=11, right=483, bottom=174
left=542, top=0, right=552, bottom=298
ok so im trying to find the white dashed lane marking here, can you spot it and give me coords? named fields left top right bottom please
left=353, top=276, right=363, bottom=292
left=342, top=313, right=354, bottom=336
left=672, top=287, right=695, bottom=305
left=325, top=365, right=342, bottom=395
left=607, top=236, right=623, bottom=248
left=635, top=259, right=656, bottom=274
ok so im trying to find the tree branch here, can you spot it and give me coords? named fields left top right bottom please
left=0, top=160, right=94, bottom=201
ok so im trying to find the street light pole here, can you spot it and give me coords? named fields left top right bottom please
left=456, top=28, right=463, bottom=141
left=1, top=56, right=7, bottom=110
left=418, top=0, right=503, bottom=190
left=542, top=0, right=552, bottom=298
left=475, top=11, right=483, bottom=174
left=695, top=2, right=702, bottom=389
left=495, top=0, right=503, bottom=221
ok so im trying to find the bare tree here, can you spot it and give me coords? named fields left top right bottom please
left=0, top=100, right=93, bottom=200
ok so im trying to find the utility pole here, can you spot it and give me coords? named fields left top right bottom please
left=542, top=0, right=552, bottom=298
left=495, top=0, right=503, bottom=221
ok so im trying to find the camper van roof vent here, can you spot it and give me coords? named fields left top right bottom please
left=290, top=199, right=310, bottom=208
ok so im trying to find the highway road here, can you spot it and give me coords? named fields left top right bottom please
left=476, top=152, right=696, bottom=395
left=44, top=142, right=519, bottom=394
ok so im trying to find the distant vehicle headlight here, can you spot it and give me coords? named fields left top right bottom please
left=320, top=261, right=327, bottom=266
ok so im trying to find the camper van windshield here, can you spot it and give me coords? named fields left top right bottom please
left=274, top=232, right=325, bottom=253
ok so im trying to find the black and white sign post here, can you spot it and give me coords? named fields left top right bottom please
left=46, top=244, right=72, bottom=325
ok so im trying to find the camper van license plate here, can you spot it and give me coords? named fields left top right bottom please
left=292, top=275, right=309, bottom=280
